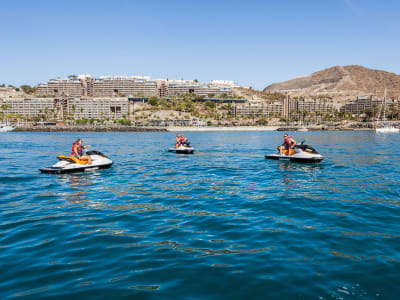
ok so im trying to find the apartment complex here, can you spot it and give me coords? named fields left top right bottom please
left=209, top=80, right=239, bottom=87
left=290, top=98, right=336, bottom=115
left=340, top=96, right=399, bottom=113
left=167, top=83, right=233, bottom=97
left=233, top=101, right=284, bottom=118
left=66, top=98, right=128, bottom=119
left=0, top=97, right=129, bottom=120
left=37, top=79, right=85, bottom=97
left=0, top=98, right=57, bottom=118
left=233, top=97, right=336, bottom=118
left=36, top=75, right=234, bottom=98
left=91, top=77, right=158, bottom=97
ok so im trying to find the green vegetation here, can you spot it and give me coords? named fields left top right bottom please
left=74, top=118, right=89, bottom=125
left=20, top=85, right=37, bottom=94
left=204, top=101, right=216, bottom=110
left=117, top=119, right=132, bottom=125
left=148, top=96, right=159, bottom=106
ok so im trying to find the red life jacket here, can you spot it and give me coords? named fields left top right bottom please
left=284, top=136, right=292, bottom=147
left=71, top=143, right=83, bottom=156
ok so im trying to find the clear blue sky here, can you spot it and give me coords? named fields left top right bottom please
left=1, top=0, right=399, bottom=90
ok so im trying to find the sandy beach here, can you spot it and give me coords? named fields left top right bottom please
left=166, top=126, right=279, bottom=132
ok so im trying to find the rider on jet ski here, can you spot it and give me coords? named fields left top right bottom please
left=280, top=133, right=297, bottom=156
left=72, top=138, right=92, bottom=165
left=175, top=134, right=191, bottom=148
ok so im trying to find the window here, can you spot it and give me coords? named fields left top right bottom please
left=110, top=106, right=121, bottom=113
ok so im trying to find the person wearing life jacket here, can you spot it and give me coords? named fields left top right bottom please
left=176, top=134, right=188, bottom=148
left=175, top=134, right=181, bottom=148
left=71, top=138, right=92, bottom=165
left=280, top=133, right=296, bottom=156
left=180, top=134, right=191, bottom=146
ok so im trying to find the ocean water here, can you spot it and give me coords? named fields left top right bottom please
left=0, top=131, right=399, bottom=299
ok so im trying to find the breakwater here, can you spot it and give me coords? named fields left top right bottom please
left=14, top=125, right=167, bottom=132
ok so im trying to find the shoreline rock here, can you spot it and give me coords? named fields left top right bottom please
left=14, top=126, right=167, bottom=132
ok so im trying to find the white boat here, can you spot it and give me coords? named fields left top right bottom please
left=298, top=111, right=308, bottom=131
left=376, top=126, right=399, bottom=133
left=376, top=88, right=399, bottom=133
left=0, top=122, right=14, bottom=132
left=298, top=126, right=308, bottom=132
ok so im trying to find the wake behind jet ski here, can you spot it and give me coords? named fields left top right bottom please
left=265, top=141, right=324, bottom=163
left=40, top=150, right=113, bottom=174
left=168, top=133, right=194, bottom=154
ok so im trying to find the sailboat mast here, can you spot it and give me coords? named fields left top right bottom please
left=383, top=88, right=387, bottom=121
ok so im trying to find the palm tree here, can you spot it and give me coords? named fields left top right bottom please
left=389, top=103, right=397, bottom=120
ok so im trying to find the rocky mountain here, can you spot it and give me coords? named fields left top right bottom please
left=264, top=65, right=400, bottom=102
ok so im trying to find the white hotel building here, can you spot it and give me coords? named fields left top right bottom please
left=36, top=75, right=236, bottom=98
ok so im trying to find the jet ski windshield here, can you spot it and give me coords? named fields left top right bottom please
left=294, top=144, right=320, bottom=154
left=86, top=150, right=107, bottom=157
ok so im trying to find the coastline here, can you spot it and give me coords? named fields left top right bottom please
left=9, top=125, right=376, bottom=132
left=14, top=126, right=167, bottom=132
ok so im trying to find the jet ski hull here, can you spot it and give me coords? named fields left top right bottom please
left=265, top=154, right=324, bottom=163
left=40, top=152, right=113, bottom=174
left=168, top=147, right=194, bottom=154
left=265, top=143, right=324, bottom=163
left=40, top=162, right=113, bottom=174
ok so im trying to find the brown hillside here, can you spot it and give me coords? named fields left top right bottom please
left=264, top=65, right=400, bottom=102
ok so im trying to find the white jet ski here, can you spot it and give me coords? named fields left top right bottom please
left=168, top=141, right=194, bottom=154
left=40, top=150, right=113, bottom=174
left=265, top=141, right=324, bottom=163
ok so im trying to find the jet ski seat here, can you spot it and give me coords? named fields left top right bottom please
left=277, top=146, right=296, bottom=156
left=57, top=155, right=88, bottom=165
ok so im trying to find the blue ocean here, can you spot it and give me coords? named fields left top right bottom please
left=0, top=131, right=399, bottom=299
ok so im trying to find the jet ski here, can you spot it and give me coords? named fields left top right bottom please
left=265, top=141, right=324, bottom=163
left=168, top=140, right=194, bottom=154
left=40, top=150, right=113, bottom=174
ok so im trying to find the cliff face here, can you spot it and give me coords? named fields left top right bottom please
left=264, top=65, right=400, bottom=102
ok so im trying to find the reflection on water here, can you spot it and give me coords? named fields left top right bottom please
left=65, top=174, right=93, bottom=202
left=0, top=131, right=400, bottom=299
